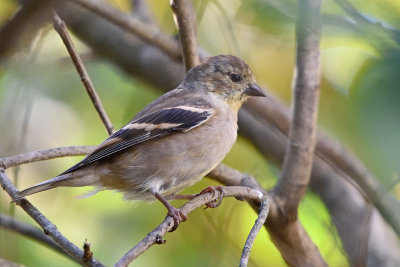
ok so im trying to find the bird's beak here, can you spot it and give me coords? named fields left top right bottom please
left=244, top=83, right=266, bottom=97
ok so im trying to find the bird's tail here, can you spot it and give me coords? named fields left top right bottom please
left=18, top=171, right=97, bottom=199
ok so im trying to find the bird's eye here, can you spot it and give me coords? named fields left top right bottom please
left=230, top=73, right=242, bottom=82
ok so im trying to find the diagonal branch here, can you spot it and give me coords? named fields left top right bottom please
left=52, top=11, right=114, bottom=135
left=0, top=171, right=104, bottom=267
left=273, top=0, right=322, bottom=214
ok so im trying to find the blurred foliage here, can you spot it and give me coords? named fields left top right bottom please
left=1, top=0, right=400, bottom=266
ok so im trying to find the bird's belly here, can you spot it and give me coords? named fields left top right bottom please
left=97, top=116, right=237, bottom=200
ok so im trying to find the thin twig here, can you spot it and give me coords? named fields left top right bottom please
left=170, top=0, right=200, bottom=70
left=52, top=11, right=114, bottom=135
left=273, top=0, right=322, bottom=214
left=0, top=145, right=95, bottom=169
left=0, top=171, right=104, bottom=267
left=115, top=186, right=267, bottom=267
left=239, top=198, right=269, bottom=267
left=69, top=0, right=181, bottom=61
left=0, top=213, right=69, bottom=258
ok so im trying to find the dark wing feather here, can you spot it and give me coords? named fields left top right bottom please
left=60, top=106, right=213, bottom=174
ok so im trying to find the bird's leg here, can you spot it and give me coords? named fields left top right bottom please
left=172, top=186, right=224, bottom=208
left=154, top=192, right=187, bottom=232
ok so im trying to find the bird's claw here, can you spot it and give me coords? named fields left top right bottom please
left=167, top=206, right=187, bottom=232
left=198, top=186, right=224, bottom=209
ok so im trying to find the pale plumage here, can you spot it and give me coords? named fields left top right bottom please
left=18, top=55, right=265, bottom=230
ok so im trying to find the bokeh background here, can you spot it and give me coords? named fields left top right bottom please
left=1, top=0, right=399, bottom=266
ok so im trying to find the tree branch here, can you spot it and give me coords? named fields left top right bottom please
left=115, top=186, right=268, bottom=267
left=170, top=0, right=200, bottom=70
left=0, top=145, right=95, bottom=169
left=273, top=0, right=322, bottom=215
left=52, top=11, right=114, bottom=135
left=239, top=195, right=269, bottom=267
left=0, top=171, right=104, bottom=267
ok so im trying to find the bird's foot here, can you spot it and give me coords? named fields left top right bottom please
left=154, top=192, right=187, bottom=232
left=198, top=186, right=224, bottom=208
left=167, top=206, right=187, bottom=232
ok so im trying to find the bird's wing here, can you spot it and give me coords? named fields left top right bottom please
left=60, top=106, right=214, bottom=174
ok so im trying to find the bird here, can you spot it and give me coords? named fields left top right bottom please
left=18, top=55, right=266, bottom=230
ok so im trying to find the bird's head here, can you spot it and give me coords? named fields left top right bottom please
left=183, top=55, right=266, bottom=111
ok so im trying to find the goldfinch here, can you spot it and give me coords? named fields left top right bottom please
left=18, top=55, right=266, bottom=230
